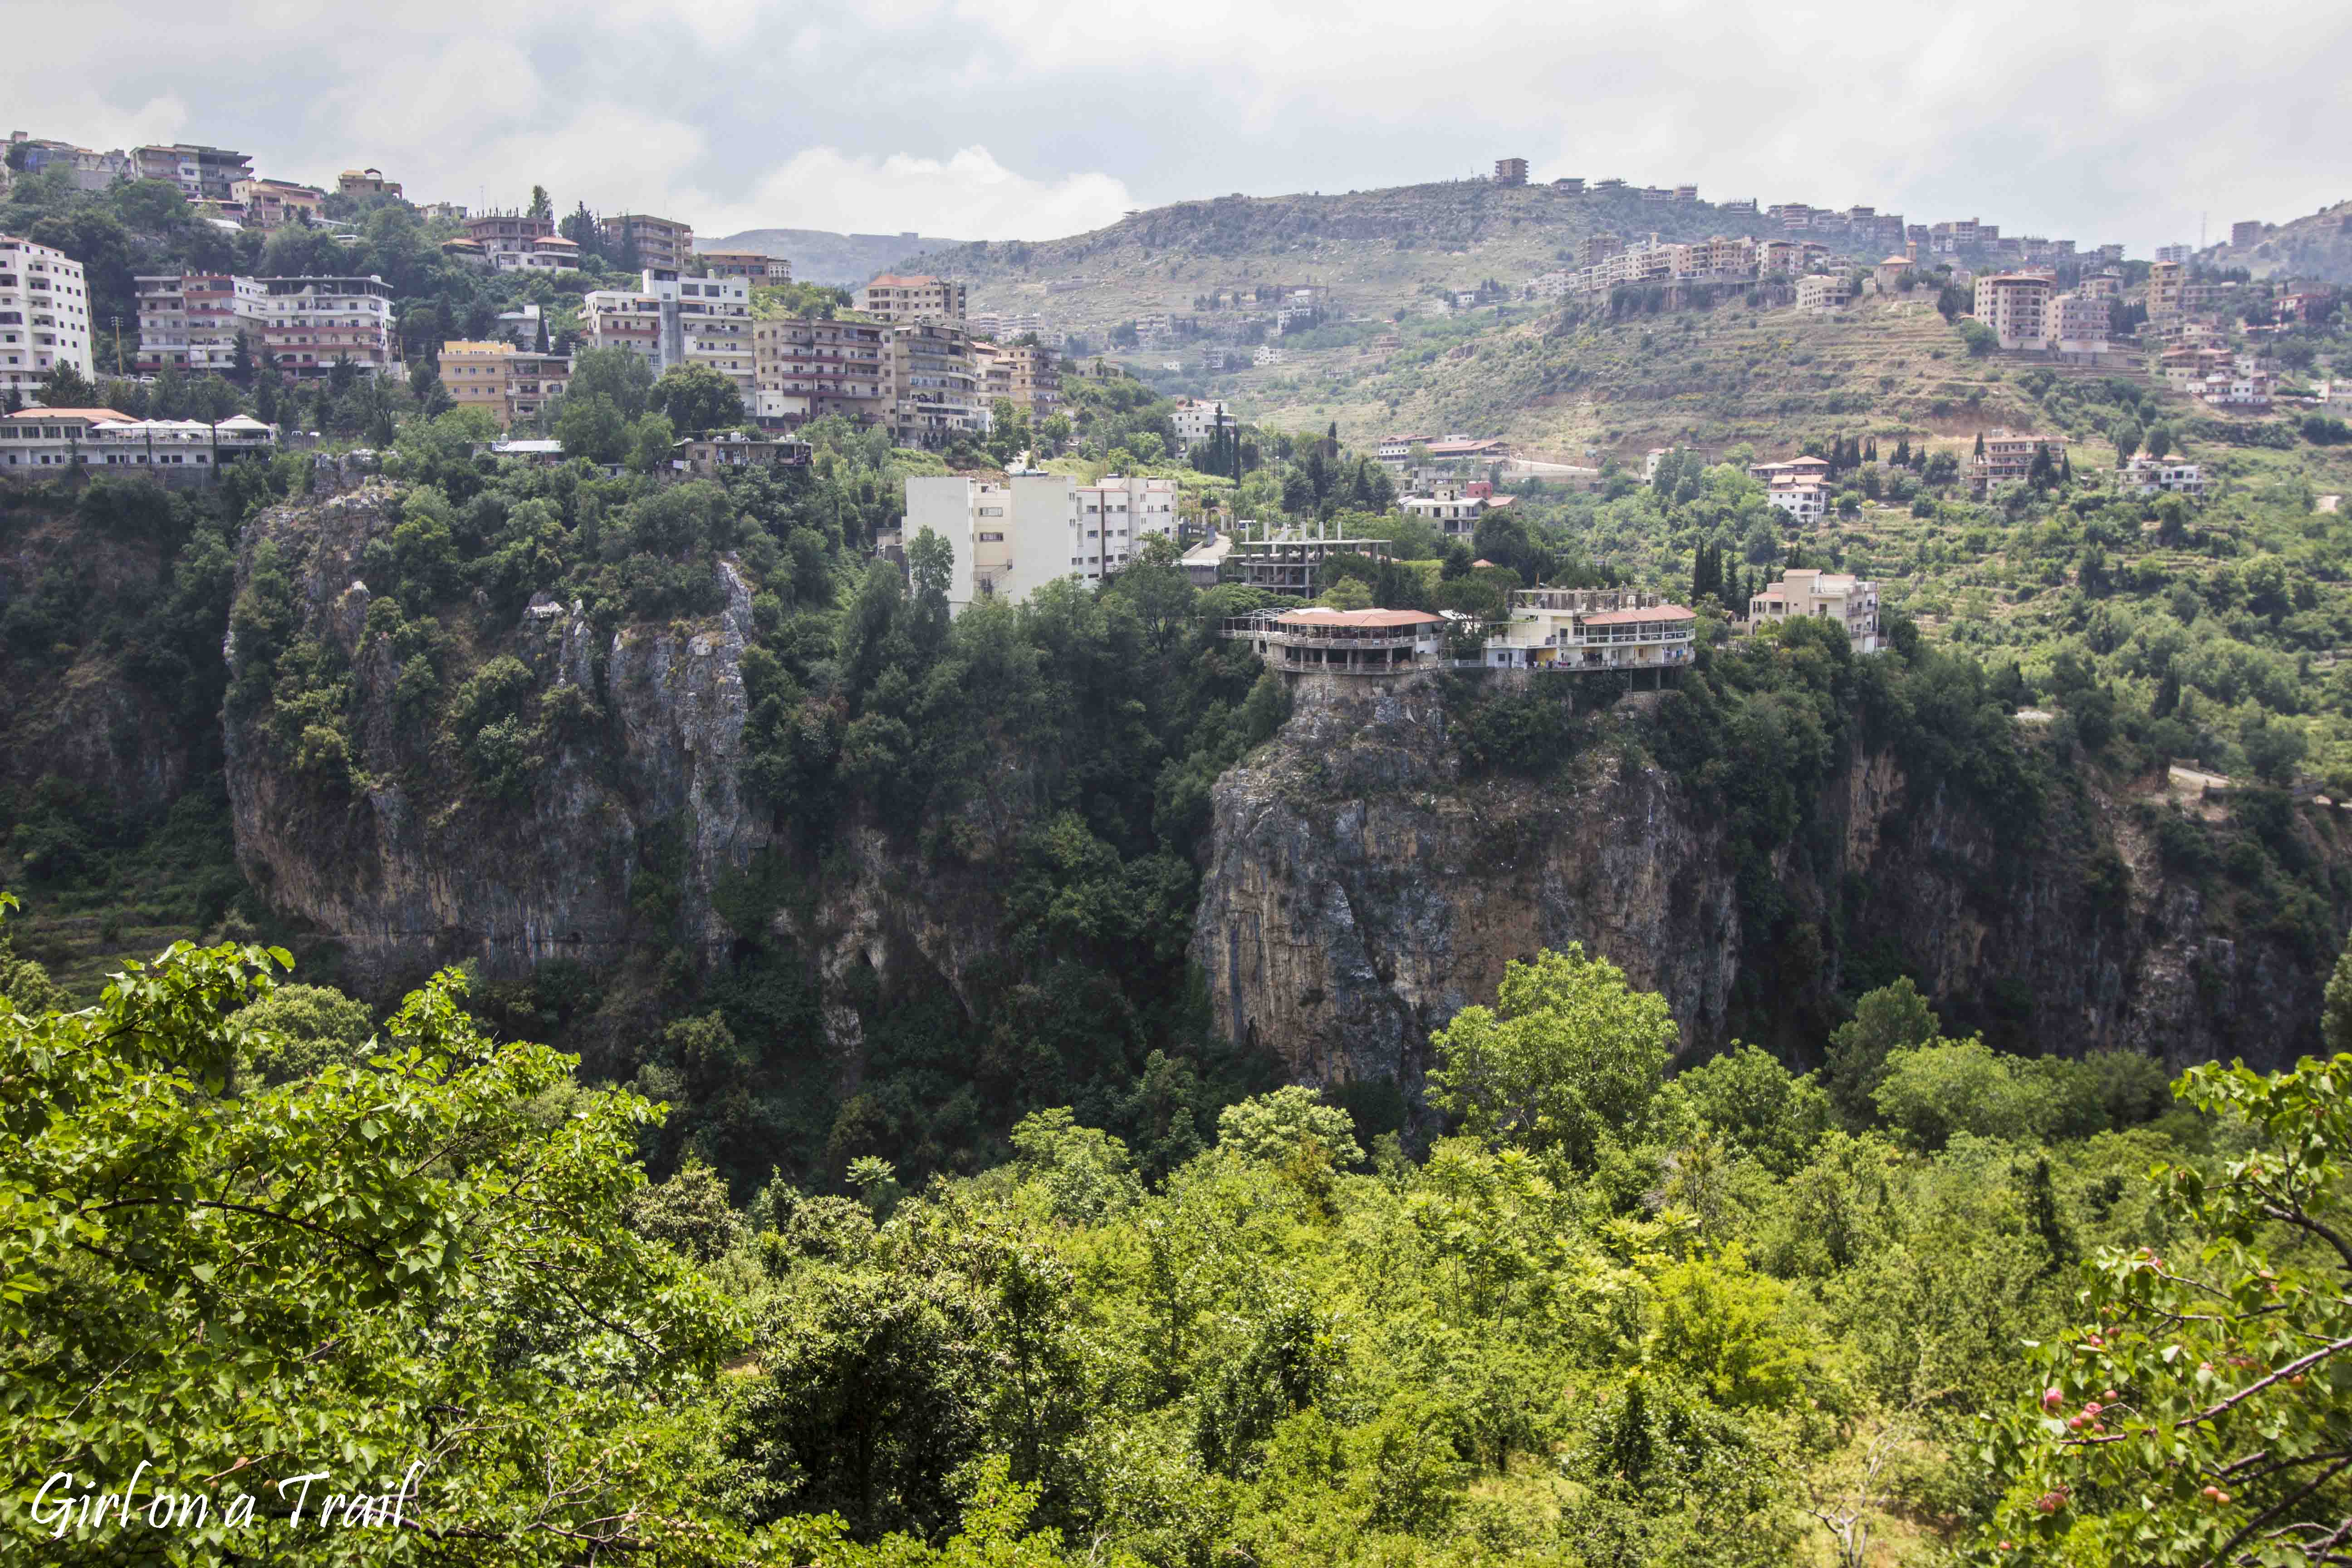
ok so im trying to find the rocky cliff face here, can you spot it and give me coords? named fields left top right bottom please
left=1191, top=672, right=2349, bottom=1092
left=222, top=486, right=1014, bottom=1085
left=225, top=485, right=774, bottom=993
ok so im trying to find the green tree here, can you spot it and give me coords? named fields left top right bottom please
left=1979, top=1054, right=2352, bottom=1565
left=0, top=916, right=743, bottom=1562
left=233, top=981, right=375, bottom=1084
left=527, top=183, right=553, bottom=222
left=650, top=361, right=746, bottom=435
left=1823, top=977, right=1942, bottom=1125
left=1428, top=945, right=1680, bottom=1170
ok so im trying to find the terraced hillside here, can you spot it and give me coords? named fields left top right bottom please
left=931, top=181, right=1796, bottom=338
left=1222, top=293, right=2149, bottom=467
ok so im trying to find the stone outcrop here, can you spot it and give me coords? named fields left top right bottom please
left=225, top=485, right=773, bottom=994
left=1191, top=672, right=2349, bottom=1094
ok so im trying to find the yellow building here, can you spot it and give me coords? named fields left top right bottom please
left=438, top=340, right=571, bottom=428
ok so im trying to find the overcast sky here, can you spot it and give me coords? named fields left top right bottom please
left=10, top=1, right=2349, bottom=254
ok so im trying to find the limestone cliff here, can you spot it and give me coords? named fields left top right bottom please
left=1191, top=671, right=2350, bottom=1092
left=225, top=484, right=774, bottom=992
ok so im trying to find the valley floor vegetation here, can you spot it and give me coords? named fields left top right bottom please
left=11, top=906, right=2352, bottom=1565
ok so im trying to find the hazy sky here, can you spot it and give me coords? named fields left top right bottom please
left=10, top=1, right=2349, bottom=253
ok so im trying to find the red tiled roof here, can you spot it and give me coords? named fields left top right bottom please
left=1275, top=608, right=1444, bottom=629
left=1580, top=605, right=1696, bottom=626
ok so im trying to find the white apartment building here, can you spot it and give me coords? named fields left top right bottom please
left=1796, top=273, right=1856, bottom=312
left=1401, top=487, right=1492, bottom=537
left=1973, top=273, right=2057, bottom=349
left=579, top=269, right=755, bottom=399
left=1764, top=476, right=1828, bottom=524
left=134, top=273, right=268, bottom=375
left=906, top=472, right=1180, bottom=611
left=1171, top=397, right=1229, bottom=450
left=856, top=274, right=967, bottom=323
left=2119, top=454, right=2206, bottom=498
left=255, top=275, right=394, bottom=377
left=1483, top=588, right=1697, bottom=672
left=0, top=236, right=94, bottom=397
left=1749, top=568, right=1880, bottom=651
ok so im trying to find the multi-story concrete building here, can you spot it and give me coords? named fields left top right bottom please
left=438, top=340, right=573, bottom=427
left=462, top=211, right=555, bottom=258
left=2048, top=290, right=2113, bottom=353
left=1796, top=273, right=1856, bottom=312
left=750, top=315, right=895, bottom=427
left=2230, top=220, right=2265, bottom=250
left=579, top=269, right=755, bottom=400
left=235, top=179, right=326, bottom=230
left=698, top=251, right=791, bottom=283
left=132, top=144, right=251, bottom=201
left=133, top=272, right=268, bottom=375
left=1973, top=273, right=2056, bottom=348
left=1763, top=475, right=1828, bottom=524
left=907, top=471, right=1179, bottom=609
left=1, top=236, right=95, bottom=397
left=891, top=320, right=979, bottom=445
left=337, top=168, right=402, bottom=200
left=1401, top=486, right=1493, bottom=537
left=1171, top=397, right=1229, bottom=451
left=857, top=274, right=968, bottom=323
left=250, top=275, right=394, bottom=377
left=1484, top=588, right=1697, bottom=673
left=492, top=235, right=582, bottom=274
left=1974, top=428, right=2065, bottom=489
left=600, top=214, right=693, bottom=271
left=1748, top=569, right=1880, bottom=650
left=1494, top=158, right=1529, bottom=187
left=2147, top=259, right=2186, bottom=320
left=2119, top=454, right=2206, bottom=498
left=975, top=340, right=1060, bottom=419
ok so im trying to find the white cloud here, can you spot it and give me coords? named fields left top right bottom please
left=698, top=145, right=1134, bottom=241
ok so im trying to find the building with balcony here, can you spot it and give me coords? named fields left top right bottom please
left=975, top=340, right=1060, bottom=418
left=698, top=250, right=791, bottom=283
left=255, top=275, right=394, bottom=377
left=491, top=234, right=582, bottom=274
left=337, top=168, right=402, bottom=200
left=579, top=269, right=755, bottom=400
left=1796, top=272, right=1856, bottom=312
left=1208, top=520, right=1393, bottom=594
left=2147, top=259, right=2185, bottom=320
left=1973, top=428, right=2065, bottom=489
left=134, top=272, right=268, bottom=375
left=1483, top=588, right=1697, bottom=672
left=1973, top=273, right=2056, bottom=348
left=600, top=214, right=694, bottom=271
left=751, top=315, right=895, bottom=427
left=1494, top=157, right=1529, bottom=186
left=132, top=144, right=251, bottom=201
left=907, top=470, right=1179, bottom=610
left=2119, top=454, right=2207, bottom=498
left=0, top=408, right=276, bottom=477
left=438, top=340, right=573, bottom=428
left=674, top=431, right=812, bottom=477
left=1401, top=486, right=1494, bottom=537
left=1231, top=608, right=1447, bottom=674
left=235, top=179, right=327, bottom=230
left=1171, top=397, right=1229, bottom=451
left=857, top=274, right=968, bottom=323
left=1749, top=569, right=1880, bottom=649
left=1, top=236, right=94, bottom=397
left=462, top=211, right=555, bottom=258
left=891, top=320, right=979, bottom=445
